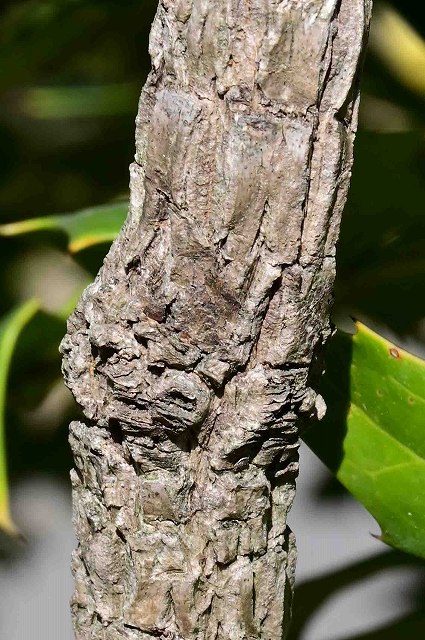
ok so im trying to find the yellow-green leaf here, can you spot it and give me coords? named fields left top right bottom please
left=0, top=300, right=39, bottom=536
left=304, top=322, right=425, bottom=559
left=0, top=202, right=127, bottom=253
left=370, top=3, right=425, bottom=99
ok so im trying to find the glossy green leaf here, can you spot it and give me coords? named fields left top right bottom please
left=0, top=300, right=39, bottom=536
left=0, top=202, right=127, bottom=253
left=304, top=322, right=425, bottom=559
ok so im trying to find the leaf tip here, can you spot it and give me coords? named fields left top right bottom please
left=370, top=531, right=385, bottom=542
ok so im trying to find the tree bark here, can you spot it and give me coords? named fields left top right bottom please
left=61, top=1, right=372, bottom=638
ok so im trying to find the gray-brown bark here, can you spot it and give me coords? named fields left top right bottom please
left=61, top=1, right=372, bottom=638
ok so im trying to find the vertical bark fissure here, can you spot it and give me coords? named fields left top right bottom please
left=61, top=1, right=372, bottom=639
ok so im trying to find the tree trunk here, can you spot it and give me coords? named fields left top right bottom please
left=61, top=1, right=372, bottom=638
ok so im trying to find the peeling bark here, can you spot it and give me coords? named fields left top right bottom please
left=61, top=1, right=372, bottom=638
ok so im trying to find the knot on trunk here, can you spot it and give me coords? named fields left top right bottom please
left=150, top=371, right=211, bottom=432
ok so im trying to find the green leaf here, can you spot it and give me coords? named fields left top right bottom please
left=0, top=300, right=39, bottom=536
left=304, top=322, right=425, bottom=559
left=0, top=202, right=127, bottom=253
left=9, top=307, right=67, bottom=411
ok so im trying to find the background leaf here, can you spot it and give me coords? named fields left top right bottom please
left=304, top=323, right=425, bottom=559
left=0, top=300, right=39, bottom=536
left=0, top=202, right=127, bottom=253
left=370, top=3, right=425, bottom=99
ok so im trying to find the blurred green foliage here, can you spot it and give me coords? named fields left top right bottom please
left=1, top=0, right=425, bottom=637
left=0, top=0, right=157, bottom=503
left=0, top=300, right=38, bottom=536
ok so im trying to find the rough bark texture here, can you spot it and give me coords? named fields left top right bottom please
left=61, top=1, right=372, bottom=638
